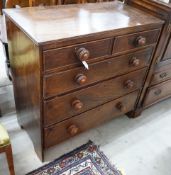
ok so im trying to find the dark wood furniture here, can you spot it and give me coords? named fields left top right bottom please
left=126, top=0, right=171, bottom=109
left=5, top=0, right=57, bottom=8
left=1, top=0, right=59, bottom=82
left=3, top=1, right=163, bottom=161
left=0, top=124, right=15, bottom=175
left=0, top=145, right=15, bottom=175
left=0, top=0, right=3, bottom=15
left=2, top=0, right=108, bottom=82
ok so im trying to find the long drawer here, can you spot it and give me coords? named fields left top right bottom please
left=151, top=64, right=171, bottom=86
left=144, top=79, right=171, bottom=107
left=43, top=48, right=152, bottom=98
left=113, top=29, right=160, bottom=54
left=44, top=68, right=147, bottom=126
left=44, top=91, right=139, bottom=148
left=43, top=38, right=113, bottom=72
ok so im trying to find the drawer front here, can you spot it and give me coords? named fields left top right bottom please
left=144, top=79, right=171, bottom=107
left=43, top=38, right=113, bottom=72
left=151, top=66, right=171, bottom=86
left=44, top=48, right=152, bottom=98
left=113, top=29, right=160, bottom=54
left=44, top=68, right=146, bottom=126
left=162, top=37, right=171, bottom=61
left=44, top=91, right=139, bottom=148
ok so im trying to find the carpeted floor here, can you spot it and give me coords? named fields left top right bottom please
left=27, top=141, right=122, bottom=175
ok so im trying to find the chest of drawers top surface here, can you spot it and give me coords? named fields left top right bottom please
left=4, top=1, right=163, bottom=45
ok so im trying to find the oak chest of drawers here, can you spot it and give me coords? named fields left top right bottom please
left=126, top=0, right=171, bottom=110
left=4, top=1, right=163, bottom=160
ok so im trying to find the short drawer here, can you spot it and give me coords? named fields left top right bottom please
left=43, top=38, right=113, bottom=72
left=44, top=68, right=146, bottom=126
left=151, top=65, right=171, bottom=86
left=44, top=91, right=139, bottom=148
left=113, top=29, right=160, bottom=54
left=44, top=48, right=152, bottom=98
left=144, top=79, right=171, bottom=107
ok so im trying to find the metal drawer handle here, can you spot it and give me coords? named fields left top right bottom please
left=160, top=72, right=167, bottom=79
left=154, top=89, right=162, bottom=96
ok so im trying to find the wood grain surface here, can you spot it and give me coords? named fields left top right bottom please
left=3, top=1, right=163, bottom=44
left=44, top=68, right=147, bottom=126
left=126, top=0, right=171, bottom=109
left=44, top=91, right=139, bottom=148
left=44, top=48, right=153, bottom=98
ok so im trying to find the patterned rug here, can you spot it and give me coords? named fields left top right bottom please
left=27, top=141, right=123, bottom=175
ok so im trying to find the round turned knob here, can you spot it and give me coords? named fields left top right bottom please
left=136, top=36, right=146, bottom=46
left=154, top=89, right=162, bottom=96
left=76, top=48, right=90, bottom=61
left=129, top=57, right=140, bottom=67
left=124, top=80, right=134, bottom=89
left=160, top=72, right=167, bottom=79
left=116, top=102, right=126, bottom=112
left=67, top=125, right=79, bottom=136
left=75, top=74, right=87, bottom=85
left=72, top=99, right=83, bottom=110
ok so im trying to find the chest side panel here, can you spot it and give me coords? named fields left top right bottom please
left=6, top=17, right=43, bottom=160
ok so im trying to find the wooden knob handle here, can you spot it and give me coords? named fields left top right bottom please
left=154, top=89, right=162, bottom=96
left=76, top=48, right=90, bottom=61
left=129, top=57, right=140, bottom=67
left=75, top=74, right=87, bottom=85
left=116, top=102, right=126, bottom=112
left=72, top=99, right=83, bottom=110
left=124, top=80, right=134, bottom=89
left=136, top=36, right=146, bottom=46
left=67, top=125, right=79, bottom=136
